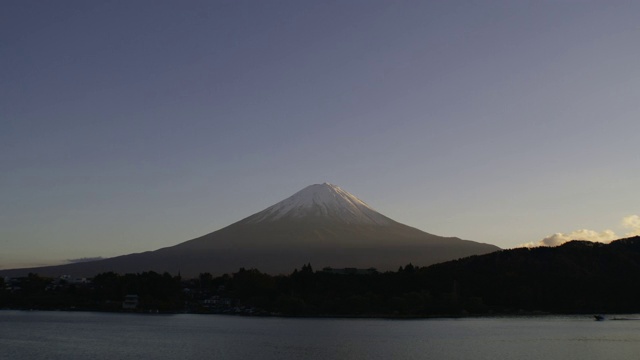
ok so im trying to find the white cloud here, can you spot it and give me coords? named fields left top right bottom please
left=536, top=229, right=617, bottom=247
left=622, top=215, right=640, bottom=236
left=520, top=214, right=640, bottom=248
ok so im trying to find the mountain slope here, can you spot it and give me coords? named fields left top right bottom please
left=0, top=183, right=499, bottom=278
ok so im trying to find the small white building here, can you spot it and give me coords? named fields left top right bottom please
left=122, top=295, right=139, bottom=310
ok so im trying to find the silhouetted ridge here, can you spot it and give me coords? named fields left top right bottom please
left=420, top=236, right=640, bottom=313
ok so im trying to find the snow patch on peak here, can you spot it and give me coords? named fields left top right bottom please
left=244, top=183, right=392, bottom=225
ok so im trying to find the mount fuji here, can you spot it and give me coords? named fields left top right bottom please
left=0, top=183, right=499, bottom=278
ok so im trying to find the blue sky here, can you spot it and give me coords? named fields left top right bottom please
left=2, top=1, right=639, bottom=269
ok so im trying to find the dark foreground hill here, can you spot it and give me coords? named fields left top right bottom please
left=420, top=235, right=640, bottom=314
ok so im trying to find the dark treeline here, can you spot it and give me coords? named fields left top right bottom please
left=3, top=236, right=640, bottom=316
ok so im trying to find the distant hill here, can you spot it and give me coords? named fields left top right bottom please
left=0, top=183, right=499, bottom=278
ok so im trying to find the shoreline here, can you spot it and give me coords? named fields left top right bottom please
left=4, top=307, right=612, bottom=320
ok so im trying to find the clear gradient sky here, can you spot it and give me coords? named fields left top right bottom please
left=2, top=1, right=639, bottom=269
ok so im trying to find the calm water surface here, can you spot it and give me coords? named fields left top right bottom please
left=1, top=311, right=640, bottom=359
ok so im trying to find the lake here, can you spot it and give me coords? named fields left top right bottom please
left=1, top=311, right=640, bottom=359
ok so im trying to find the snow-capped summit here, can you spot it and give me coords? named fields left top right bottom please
left=242, top=183, right=392, bottom=225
